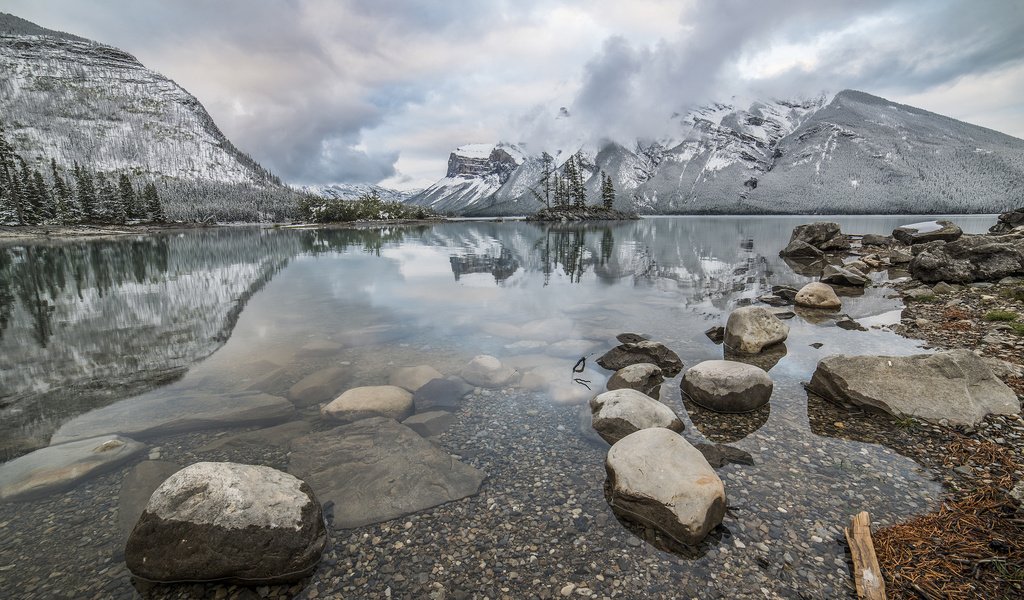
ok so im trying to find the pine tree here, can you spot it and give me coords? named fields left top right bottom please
left=540, top=152, right=553, bottom=208
left=32, top=170, right=54, bottom=221
left=143, top=182, right=165, bottom=222
left=118, top=174, right=138, bottom=219
left=96, top=174, right=126, bottom=224
left=73, top=163, right=96, bottom=221
left=16, top=158, right=39, bottom=225
left=601, top=172, right=616, bottom=209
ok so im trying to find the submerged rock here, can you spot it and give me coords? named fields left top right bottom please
left=460, top=355, right=517, bottom=388
left=597, top=340, right=683, bottom=376
left=288, top=366, right=348, bottom=407
left=117, top=460, right=181, bottom=541
left=704, top=326, right=725, bottom=344
left=807, top=349, right=1020, bottom=426
left=682, top=360, right=773, bottom=414
left=321, top=385, right=414, bottom=423
left=288, top=417, right=485, bottom=528
left=589, top=389, right=683, bottom=444
left=388, top=365, right=444, bottom=393
left=605, top=428, right=725, bottom=546
left=401, top=410, right=455, bottom=438
left=125, top=462, right=327, bottom=584
left=0, top=435, right=146, bottom=501
left=51, top=391, right=295, bottom=444
left=693, top=443, right=755, bottom=468
left=724, top=307, right=789, bottom=354
left=413, top=377, right=473, bottom=412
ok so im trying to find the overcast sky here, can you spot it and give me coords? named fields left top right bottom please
left=7, top=0, right=1024, bottom=189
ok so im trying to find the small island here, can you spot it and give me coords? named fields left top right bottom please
left=526, top=205, right=639, bottom=221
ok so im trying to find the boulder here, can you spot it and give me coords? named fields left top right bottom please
left=597, top=340, right=684, bottom=376
left=117, top=461, right=182, bottom=541
left=606, top=363, right=664, bottom=399
left=288, top=417, right=485, bottom=528
left=388, top=365, right=443, bottom=393
left=892, top=220, right=963, bottom=245
left=460, top=355, right=517, bottom=388
left=724, top=307, right=789, bottom=354
left=820, top=264, right=869, bottom=287
left=51, top=392, right=295, bottom=444
left=288, top=366, right=348, bottom=407
left=772, top=285, right=799, bottom=302
left=321, top=385, right=413, bottom=423
left=861, top=234, right=892, bottom=246
left=779, top=239, right=825, bottom=259
left=616, top=333, right=649, bottom=344
left=807, top=349, right=1020, bottom=426
left=589, top=389, right=683, bottom=444
left=681, top=360, right=774, bottom=413
left=401, top=410, right=455, bottom=438
left=605, top=428, right=726, bottom=546
left=788, top=222, right=842, bottom=248
left=1, top=435, right=146, bottom=502
left=413, top=377, right=473, bottom=412
left=990, top=207, right=1024, bottom=234
left=125, top=462, right=327, bottom=584
left=909, top=231, right=1024, bottom=283
left=704, top=326, right=725, bottom=344
left=794, top=282, right=842, bottom=310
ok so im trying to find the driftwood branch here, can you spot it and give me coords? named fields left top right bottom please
left=846, top=511, right=886, bottom=600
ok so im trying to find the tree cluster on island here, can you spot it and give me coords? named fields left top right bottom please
left=0, top=124, right=165, bottom=226
left=529, top=151, right=636, bottom=220
left=297, top=189, right=442, bottom=223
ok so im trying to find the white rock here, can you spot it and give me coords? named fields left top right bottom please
left=321, top=385, right=414, bottom=423
left=460, top=355, right=517, bottom=388
left=724, top=307, right=790, bottom=354
left=589, top=389, right=683, bottom=444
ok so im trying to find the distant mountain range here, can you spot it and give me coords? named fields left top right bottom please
left=408, top=90, right=1024, bottom=216
left=297, top=183, right=419, bottom=203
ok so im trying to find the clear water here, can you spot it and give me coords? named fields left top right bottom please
left=0, top=215, right=997, bottom=597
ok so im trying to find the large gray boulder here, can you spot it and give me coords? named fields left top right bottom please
left=321, top=385, right=413, bottom=423
left=1, top=435, right=146, bottom=502
left=892, top=220, right=963, bottom=245
left=605, top=428, right=726, bottom=546
left=288, top=417, right=485, bottom=528
left=125, top=462, right=327, bottom=584
left=606, top=363, right=664, bottom=399
left=288, top=366, right=348, bottom=407
left=794, top=282, right=842, bottom=310
left=807, top=349, right=1020, bottom=426
left=789, top=222, right=844, bottom=247
left=589, top=389, right=683, bottom=444
left=909, top=231, right=1024, bottom=283
left=597, top=340, right=683, bottom=376
left=682, top=360, right=773, bottom=413
left=724, top=307, right=789, bottom=354
left=820, top=264, right=869, bottom=287
left=51, top=392, right=295, bottom=444
left=778, top=239, right=825, bottom=259
left=990, top=207, right=1024, bottom=234
left=460, top=355, right=517, bottom=388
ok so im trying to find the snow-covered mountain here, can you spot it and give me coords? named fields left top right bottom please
left=0, top=13, right=278, bottom=186
left=298, top=183, right=419, bottom=203
left=407, top=143, right=529, bottom=213
left=410, top=90, right=1024, bottom=215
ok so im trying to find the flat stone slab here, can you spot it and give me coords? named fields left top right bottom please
left=289, top=417, right=485, bottom=528
left=288, top=366, right=349, bottom=407
left=401, top=411, right=456, bottom=438
left=807, top=349, right=1020, bottom=426
left=1, top=435, right=146, bottom=502
left=413, top=377, right=473, bottom=412
left=51, top=392, right=296, bottom=444
left=321, top=385, right=413, bottom=423
left=196, top=420, right=313, bottom=452
left=389, top=366, right=444, bottom=393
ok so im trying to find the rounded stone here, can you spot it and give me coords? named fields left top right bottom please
left=605, top=428, right=726, bottom=546
left=681, top=360, right=774, bottom=413
left=125, top=462, right=327, bottom=584
left=388, top=365, right=443, bottom=393
left=724, top=306, right=790, bottom=354
left=321, top=385, right=413, bottom=423
left=589, top=388, right=683, bottom=444
left=794, top=282, right=842, bottom=310
left=606, top=363, right=664, bottom=398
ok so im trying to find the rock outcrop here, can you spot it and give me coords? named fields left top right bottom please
left=892, top=220, right=963, bottom=245
left=990, top=207, right=1024, bottom=234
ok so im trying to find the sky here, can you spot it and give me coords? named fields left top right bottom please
left=6, top=0, right=1024, bottom=190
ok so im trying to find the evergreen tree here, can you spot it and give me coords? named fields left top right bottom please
left=540, top=152, right=554, bottom=208
left=32, top=170, right=54, bottom=221
left=73, top=163, right=96, bottom=221
left=96, top=174, right=126, bottom=224
left=143, top=182, right=165, bottom=222
left=50, top=159, right=80, bottom=224
left=601, top=171, right=616, bottom=209
left=15, top=158, right=38, bottom=225
left=118, top=174, right=139, bottom=219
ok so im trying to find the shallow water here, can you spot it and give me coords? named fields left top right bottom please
left=0, top=215, right=997, bottom=598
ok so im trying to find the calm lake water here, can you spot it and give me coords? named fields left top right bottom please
left=0, top=215, right=997, bottom=598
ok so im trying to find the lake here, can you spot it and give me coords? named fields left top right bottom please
left=0, top=215, right=996, bottom=598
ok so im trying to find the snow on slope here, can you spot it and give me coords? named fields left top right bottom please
left=298, top=183, right=418, bottom=202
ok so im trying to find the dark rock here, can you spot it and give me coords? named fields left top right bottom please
left=757, top=294, right=790, bottom=306
left=779, top=239, right=825, bottom=259
left=597, top=340, right=683, bottom=377
left=835, top=315, right=867, bottom=331
left=909, top=231, right=1024, bottom=283
left=117, top=461, right=181, bottom=542
left=892, top=220, right=963, bottom=245
left=788, top=222, right=842, bottom=248
left=772, top=285, right=799, bottom=302
left=401, top=411, right=455, bottom=438
left=606, top=363, right=664, bottom=399
left=704, top=326, right=725, bottom=344
left=820, top=264, right=869, bottom=287
left=616, top=333, right=649, bottom=344
left=125, top=462, right=327, bottom=584
left=413, top=377, right=473, bottom=412
left=861, top=234, right=892, bottom=246
left=693, top=443, right=755, bottom=468
left=990, top=207, right=1024, bottom=234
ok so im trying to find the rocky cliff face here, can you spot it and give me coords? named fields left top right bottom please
left=406, top=144, right=527, bottom=213
left=411, top=91, right=1024, bottom=216
left=0, top=13, right=277, bottom=186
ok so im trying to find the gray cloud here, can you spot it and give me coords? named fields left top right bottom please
left=5, top=0, right=1024, bottom=187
